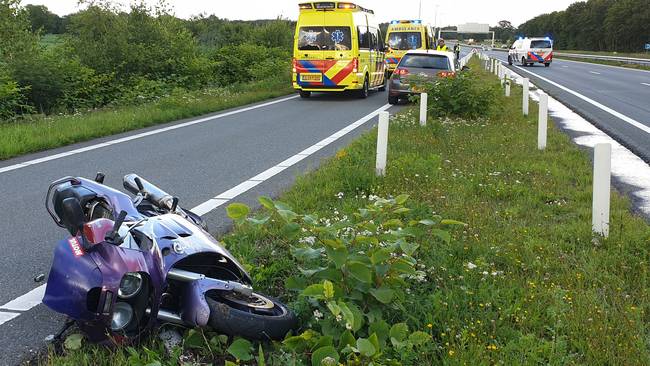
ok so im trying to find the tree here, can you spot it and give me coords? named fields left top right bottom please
left=24, top=4, right=62, bottom=33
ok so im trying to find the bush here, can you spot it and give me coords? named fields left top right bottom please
left=209, top=44, right=290, bottom=86
left=0, top=64, right=31, bottom=120
left=414, top=70, right=499, bottom=119
left=228, top=195, right=464, bottom=364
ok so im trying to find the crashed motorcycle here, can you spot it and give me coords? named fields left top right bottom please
left=43, top=173, right=296, bottom=343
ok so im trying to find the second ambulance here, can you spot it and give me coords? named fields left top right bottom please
left=384, top=20, right=435, bottom=75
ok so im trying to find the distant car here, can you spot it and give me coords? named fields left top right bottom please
left=501, top=44, right=508, bottom=49
left=508, top=37, right=553, bottom=67
left=387, top=50, right=456, bottom=104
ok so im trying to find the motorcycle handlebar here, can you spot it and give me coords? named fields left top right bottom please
left=123, top=174, right=174, bottom=210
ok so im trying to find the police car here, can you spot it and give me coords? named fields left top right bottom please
left=508, top=37, right=553, bottom=67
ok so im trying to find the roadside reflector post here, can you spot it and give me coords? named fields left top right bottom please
left=494, top=61, right=499, bottom=76
left=419, top=93, right=428, bottom=126
left=505, top=79, right=511, bottom=97
left=538, top=93, right=548, bottom=150
left=376, top=111, right=390, bottom=177
left=592, top=143, right=611, bottom=237
left=522, top=78, right=529, bottom=116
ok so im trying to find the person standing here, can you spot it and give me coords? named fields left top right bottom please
left=436, top=38, right=449, bottom=51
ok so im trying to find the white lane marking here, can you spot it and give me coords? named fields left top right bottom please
left=555, top=57, right=650, bottom=74
left=589, top=71, right=601, bottom=75
left=0, top=95, right=300, bottom=175
left=0, top=312, right=21, bottom=326
left=562, top=65, right=569, bottom=68
left=0, top=103, right=393, bottom=325
left=192, top=103, right=392, bottom=216
left=512, top=64, right=650, bottom=135
left=642, top=83, right=650, bottom=87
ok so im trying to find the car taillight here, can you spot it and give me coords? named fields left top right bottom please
left=394, top=68, right=409, bottom=76
left=437, top=71, right=456, bottom=78
left=292, top=58, right=297, bottom=73
left=352, top=57, right=358, bottom=73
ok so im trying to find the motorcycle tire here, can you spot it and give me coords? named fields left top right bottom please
left=206, top=292, right=297, bottom=340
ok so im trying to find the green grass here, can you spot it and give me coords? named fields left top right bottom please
left=39, top=34, right=64, bottom=49
left=1, top=79, right=293, bottom=161
left=555, top=56, right=650, bottom=71
left=557, top=49, right=650, bottom=59
left=41, top=59, right=650, bottom=365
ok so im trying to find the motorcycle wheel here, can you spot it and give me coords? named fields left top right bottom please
left=206, top=291, right=297, bottom=340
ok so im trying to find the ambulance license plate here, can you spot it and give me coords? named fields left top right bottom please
left=300, top=73, right=322, bottom=82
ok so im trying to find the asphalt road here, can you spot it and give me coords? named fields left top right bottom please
left=478, top=47, right=650, bottom=162
left=0, top=89, right=401, bottom=365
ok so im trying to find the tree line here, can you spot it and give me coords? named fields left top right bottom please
left=0, top=0, right=294, bottom=121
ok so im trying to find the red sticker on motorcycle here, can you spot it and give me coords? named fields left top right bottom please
left=68, top=237, right=84, bottom=257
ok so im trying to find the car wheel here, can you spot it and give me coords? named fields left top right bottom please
left=544, top=63, right=550, bottom=67
left=299, top=90, right=311, bottom=98
left=358, top=76, right=369, bottom=99
left=521, top=57, right=527, bottom=66
left=508, top=56, right=513, bottom=65
left=388, top=95, right=398, bottom=105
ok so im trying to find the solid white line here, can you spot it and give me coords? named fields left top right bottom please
left=642, top=83, right=650, bottom=87
left=512, top=64, right=650, bottom=135
left=0, top=285, right=46, bottom=311
left=0, top=95, right=299, bottom=175
left=589, top=71, right=601, bottom=75
left=555, top=57, right=650, bottom=74
left=0, top=312, right=20, bottom=326
left=189, top=103, right=391, bottom=217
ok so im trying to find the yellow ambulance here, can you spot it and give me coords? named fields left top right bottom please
left=385, top=20, right=435, bottom=74
left=293, top=2, right=386, bottom=98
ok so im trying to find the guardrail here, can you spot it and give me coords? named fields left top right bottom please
left=460, top=43, right=650, bottom=66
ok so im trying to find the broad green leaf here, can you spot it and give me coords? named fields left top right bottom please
left=383, top=218, right=404, bottom=229
left=326, top=301, right=341, bottom=316
left=301, top=284, right=325, bottom=299
left=323, top=238, right=345, bottom=249
left=226, top=203, right=249, bottom=220
left=311, top=346, right=339, bottom=366
left=432, top=229, right=451, bottom=243
left=348, top=302, right=365, bottom=332
left=285, top=276, right=307, bottom=291
left=326, top=246, right=348, bottom=269
left=399, top=241, right=420, bottom=256
left=390, top=259, right=416, bottom=275
left=225, top=361, right=238, bottom=366
left=395, top=194, right=410, bottom=204
left=339, top=330, right=356, bottom=349
left=418, top=219, right=436, bottom=226
left=278, top=209, right=298, bottom=222
left=356, top=338, right=376, bottom=357
left=64, top=333, right=83, bottom=350
left=303, top=214, right=319, bottom=225
left=369, top=287, right=395, bottom=304
left=314, top=268, right=343, bottom=282
left=291, top=246, right=322, bottom=261
left=408, top=331, right=431, bottom=346
left=227, top=338, right=253, bottom=361
left=183, top=329, right=205, bottom=349
left=283, top=335, right=308, bottom=352
left=347, top=261, right=372, bottom=283
left=258, top=196, right=275, bottom=210
left=323, top=280, right=334, bottom=299
left=282, top=222, right=302, bottom=238
left=389, top=323, right=409, bottom=342
left=246, top=216, right=270, bottom=226
left=441, top=219, right=467, bottom=226
left=368, top=333, right=381, bottom=354
left=369, top=320, right=390, bottom=346
left=371, top=248, right=392, bottom=265
left=313, top=335, right=334, bottom=350
left=274, top=200, right=293, bottom=211
left=337, top=301, right=354, bottom=326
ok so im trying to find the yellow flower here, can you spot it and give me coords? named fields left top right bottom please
left=487, top=344, right=498, bottom=351
left=448, top=350, right=455, bottom=356
left=427, top=323, right=433, bottom=328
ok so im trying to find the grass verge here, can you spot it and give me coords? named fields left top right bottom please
left=555, top=56, right=650, bottom=71
left=1, top=79, right=293, bottom=161
left=41, top=59, right=650, bottom=365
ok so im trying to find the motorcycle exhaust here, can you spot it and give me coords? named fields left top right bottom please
left=145, top=308, right=184, bottom=325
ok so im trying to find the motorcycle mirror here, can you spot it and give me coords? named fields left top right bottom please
left=171, top=197, right=179, bottom=212
left=94, top=172, right=105, bottom=184
left=61, top=197, right=86, bottom=236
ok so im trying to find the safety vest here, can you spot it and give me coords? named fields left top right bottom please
left=436, top=44, right=449, bottom=51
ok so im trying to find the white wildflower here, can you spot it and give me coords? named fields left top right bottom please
left=466, top=262, right=477, bottom=270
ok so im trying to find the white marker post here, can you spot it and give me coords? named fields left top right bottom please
left=592, top=143, right=611, bottom=237
left=376, top=112, right=389, bottom=177
left=522, top=78, right=529, bottom=116
left=538, top=93, right=548, bottom=150
left=419, top=93, right=428, bottom=126
left=505, top=79, right=511, bottom=97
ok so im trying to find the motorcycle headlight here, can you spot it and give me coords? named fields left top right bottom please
left=118, top=272, right=142, bottom=299
left=110, top=302, right=133, bottom=331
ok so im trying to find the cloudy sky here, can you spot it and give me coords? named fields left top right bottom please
left=22, top=0, right=581, bottom=27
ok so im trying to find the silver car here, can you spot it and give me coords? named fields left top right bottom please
left=388, top=50, right=456, bottom=105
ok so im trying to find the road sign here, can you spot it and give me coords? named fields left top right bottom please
left=645, top=43, right=650, bottom=50
left=457, top=23, right=490, bottom=34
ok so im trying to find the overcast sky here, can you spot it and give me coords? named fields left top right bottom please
left=22, top=0, right=581, bottom=27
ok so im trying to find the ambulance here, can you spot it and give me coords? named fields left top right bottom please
left=384, top=20, right=435, bottom=75
left=293, top=2, right=386, bottom=98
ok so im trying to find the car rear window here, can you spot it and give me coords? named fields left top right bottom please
left=399, top=54, right=450, bottom=70
left=298, top=27, right=352, bottom=51
left=388, top=32, right=422, bottom=50
left=530, top=40, right=552, bottom=49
